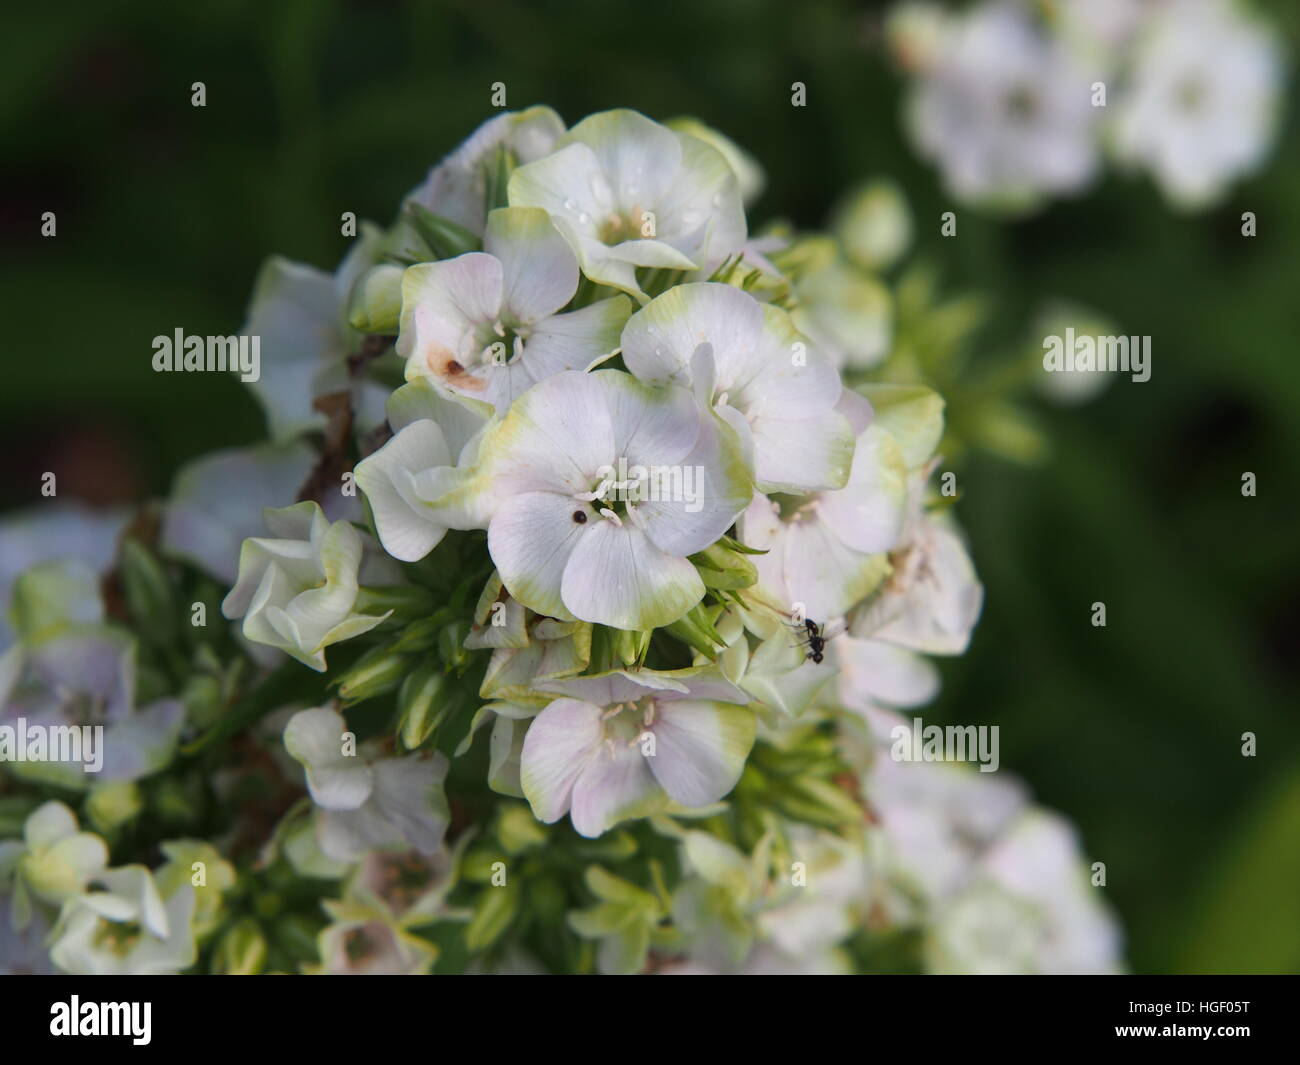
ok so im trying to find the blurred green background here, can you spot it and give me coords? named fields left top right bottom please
left=2, top=0, right=1297, bottom=973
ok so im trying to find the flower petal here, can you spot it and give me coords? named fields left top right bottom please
left=646, top=700, right=755, bottom=806
left=485, top=206, right=579, bottom=324
left=488, top=491, right=589, bottom=620
left=561, top=522, right=704, bottom=630
left=519, top=697, right=605, bottom=824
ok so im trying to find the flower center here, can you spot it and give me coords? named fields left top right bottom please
left=598, top=205, right=653, bottom=244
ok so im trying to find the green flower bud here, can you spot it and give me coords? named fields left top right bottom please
left=346, top=263, right=404, bottom=335
left=690, top=541, right=758, bottom=590
left=464, top=879, right=521, bottom=951
left=213, top=918, right=267, bottom=975
left=334, top=647, right=410, bottom=706
left=497, top=803, right=547, bottom=855
left=86, top=780, right=143, bottom=834
left=663, top=603, right=726, bottom=657
left=354, top=584, right=437, bottom=624
left=120, top=538, right=176, bottom=644
left=397, top=662, right=446, bottom=749
left=406, top=203, right=480, bottom=261
left=832, top=179, right=912, bottom=271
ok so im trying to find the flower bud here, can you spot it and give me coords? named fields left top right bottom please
left=346, top=263, right=404, bottom=334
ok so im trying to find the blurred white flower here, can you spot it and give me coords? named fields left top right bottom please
left=160, top=441, right=319, bottom=584
left=241, top=227, right=390, bottom=441
left=49, top=866, right=196, bottom=975
left=1112, top=0, right=1283, bottom=208
left=283, top=705, right=450, bottom=863
left=903, top=1, right=1099, bottom=209
left=928, top=811, right=1124, bottom=974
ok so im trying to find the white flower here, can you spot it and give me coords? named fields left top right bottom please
left=160, top=441, right=319, bottom=583
left=904, top=1, right=1099, bottom=208
left=241, top=227, right=390, bottom=440
left=1, top=628, right=185, bottom=788
left=0, top=504, right=126, bottom=649
left=738, top=419, right=908, bottom=622
left=508, top=109, right=747, bottom=300
left=11, top=801, right=108, bottom=908
left=864, top=755, right=1027, bottom=914
left=49, top=866, right=196, bottom=975
left=353, top=378, right=489, bottom=562
left=309, top=908, right=437, bottom=975
left=792, top=257, right=893, bottom=370
left=664, top=117, right=766, bottom=207
left=397, top=206, right=630, bottom=410
left=520, top=669, right=754, bottom=837
left=850, top=507, right=984, bottom=656
left=283, top=706, right=450, bottom=863
left=928, top=811, right=1124, bottom=974
left=1112, top=0, right=1282, bottom=208
left=408, top=106, right=566, bottom=236
left=621, top=282, right=855, bottom=493
left=220, top=502, right=394, bottom=671
left=448, top=369, right=752, bottom=631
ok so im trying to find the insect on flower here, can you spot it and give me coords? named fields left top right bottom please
left=791, top=616, right=845, bottom=664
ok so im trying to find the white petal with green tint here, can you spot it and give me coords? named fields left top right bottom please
left=485, top=206, right=578, bottom=324
left=816, top=424, right=909, bottom=554
left=284, top=707, right=374, bottom=811
left=488, top=491, right=588, bottom=621
left=519, top=697, right=605, bottom=825
left=561, top=521, right=704, bottom=630
left=354, top=420, right=454, bottom=562
left=646, top=700, right=755, bottom=807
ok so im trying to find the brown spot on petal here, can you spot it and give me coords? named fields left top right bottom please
left=424, top=343, right=487, bottom=392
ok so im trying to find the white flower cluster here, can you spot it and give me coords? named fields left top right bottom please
left=890, top=0, right=1284, bottom=210
left=0, top=105, right=1124, bottom=976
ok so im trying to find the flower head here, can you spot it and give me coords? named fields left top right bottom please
left=520, top=668, right=753, bottom=837
left=453, top=369, right=752, bottom=630
left=621, top=282, right=855, bottom=493
left=398, top=206, right=630, bottom=410
left=509, top=109, right=746, bottom=300
left=221, top=502, right=395, bottom=671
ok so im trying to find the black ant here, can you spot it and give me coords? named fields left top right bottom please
left=791, top=616, right=840, bottom=664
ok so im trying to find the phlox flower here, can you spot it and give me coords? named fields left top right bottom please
left=739, top=418, right=909, bottom=623
left=221, top=502, right=397, bottom=671
left=397, top=206, right=631, bottom=411
left=620, top=282, right=856, bottom=494
left=441, top=369, right=752, bottom=631
left=1112, top=0, right=1283, bottom=209
left=904, top=1, right=1099, bottom=209
left=49, top=866, right=196, bottom=975
left=283, top=706, right=450, bottom=863
left=408, top=105, right=565, bottom=236
left=520, top=669, right=754, bottom=838
left=353, top=377, right=489, bottom=562
left=508, top=109, right=746, bottom=301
